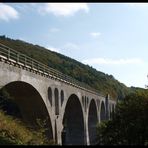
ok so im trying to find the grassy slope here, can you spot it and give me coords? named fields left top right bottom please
left=0, top=110, right=54, bottom=145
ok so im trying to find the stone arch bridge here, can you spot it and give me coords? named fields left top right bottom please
left=0, top=43, right=116, bottom=145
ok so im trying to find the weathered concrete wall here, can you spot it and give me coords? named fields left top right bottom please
left=0, top=60, right=116, bottom=145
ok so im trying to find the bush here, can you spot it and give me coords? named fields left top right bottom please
left=0, top=110, right=54, bottom=145
left=97, top=91, right=148, bottom=145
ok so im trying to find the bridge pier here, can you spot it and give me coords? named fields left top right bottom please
left=85, top=116, right=90, bottom=145
left=84, top=111, right=89, bottom=145
left=105, top=94, right=110, bottom=120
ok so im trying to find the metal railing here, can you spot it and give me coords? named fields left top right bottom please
left=0, top=42, right=105, bottom=97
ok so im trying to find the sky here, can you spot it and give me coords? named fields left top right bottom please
left=0, top=3, right=148, bottom=88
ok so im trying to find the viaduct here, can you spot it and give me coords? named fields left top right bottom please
left=0, top=43, right=116, bottom=145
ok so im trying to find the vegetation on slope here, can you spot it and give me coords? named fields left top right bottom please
left=0, top=35, right=131, bottom=100
left=0, top=109, right=54, bottom=145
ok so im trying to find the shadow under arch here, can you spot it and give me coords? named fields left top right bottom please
left=0, top=81, right=53, bottom=140
left=88, top=99, right=98, bottom=145
left=62, top=94, right=84, bottom=145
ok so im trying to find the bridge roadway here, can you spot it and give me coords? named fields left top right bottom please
left=0, top=43, right=116, bottom=145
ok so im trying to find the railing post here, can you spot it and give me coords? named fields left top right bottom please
left=37, top=63, right=39, bottom=71
left=24, top=57, right=26, bottom=66
left=32, top=61, right=33, bottom=68
left=43, top=65, right=45, bottom=73
left=8, top=49, right=10, bottom=60
left=17, top=53, right=19, bottom=63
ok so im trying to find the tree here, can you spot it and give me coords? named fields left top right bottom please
left=145, top=74, right=148, bottom=89
left=97, top=90, right=148, bottom=145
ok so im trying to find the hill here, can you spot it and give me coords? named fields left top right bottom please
left=0, top=35, right=131, bottom=100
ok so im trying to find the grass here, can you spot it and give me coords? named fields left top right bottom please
left=0, top=110, right=54, bottom=145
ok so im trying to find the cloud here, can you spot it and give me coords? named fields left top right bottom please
left=82, top=58, right=143, bottom=65
left=127, top=3, right=148, bottom=9
left=0, top=4, right=19, bottom=22
left=46, top=46, right=60, bottom=53
left=49, top=28, right=60, bottom=33
left=39, top=3, right=89, bottom=16
left=127, top=3, right=148, bottom=7
left=63, top=42, right=79, bottom=50
left=90, top=32, right=101, bottom=38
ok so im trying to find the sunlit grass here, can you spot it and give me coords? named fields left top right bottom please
left=0, top=110, right=54, bottom=145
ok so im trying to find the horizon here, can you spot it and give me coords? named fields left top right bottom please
left=0, top=3, right=148, bottom=88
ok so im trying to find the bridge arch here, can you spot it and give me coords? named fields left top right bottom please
left=88, top=99, right=98, bottom=145
left=62, top=94, right=84, bottom=145
left=0, top=81, right=53, bottom=140
left=100, top=101, right=106, bottom=121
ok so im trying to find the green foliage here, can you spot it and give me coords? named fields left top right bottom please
left=0, top=110, right=54, bottom=145
left=0, top=87, right=55, bottom=145
left=97, top=90, right=148, bottom=145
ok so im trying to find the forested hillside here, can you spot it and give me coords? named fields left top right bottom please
left=0, top=35, right=131, bottom=100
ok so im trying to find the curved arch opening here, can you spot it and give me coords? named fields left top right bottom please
left=84, top=96, right=87, bottom=112
left=100, top=101, right=106, bottom=121
left=48, top=87, right=52, bottom=106
left=86, top=97, right=89, bottom=108
left=54, top=88, right=59, bottom=115
left=0, top=81, right=53, bottom=140
left=61, top=90, right=64, bottom=106
left=62, top=94, right=84, bottom=145
left=88, top=99, right=98, bottom=145
left=82, top=96, right=84, bottom=107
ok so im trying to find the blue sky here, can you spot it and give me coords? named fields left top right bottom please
left=0, top=3, right=148, bottom=88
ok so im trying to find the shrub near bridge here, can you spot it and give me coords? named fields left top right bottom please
left=97, top=90, right=148, bottom=145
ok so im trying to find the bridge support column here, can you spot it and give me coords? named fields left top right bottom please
left=86, top=124, right=90, bottom=145
left=54, top=116, right=63, bottom=145
left=105, top=94, right=110, bottom=120
left=84, top=113, right=89, bottom=145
